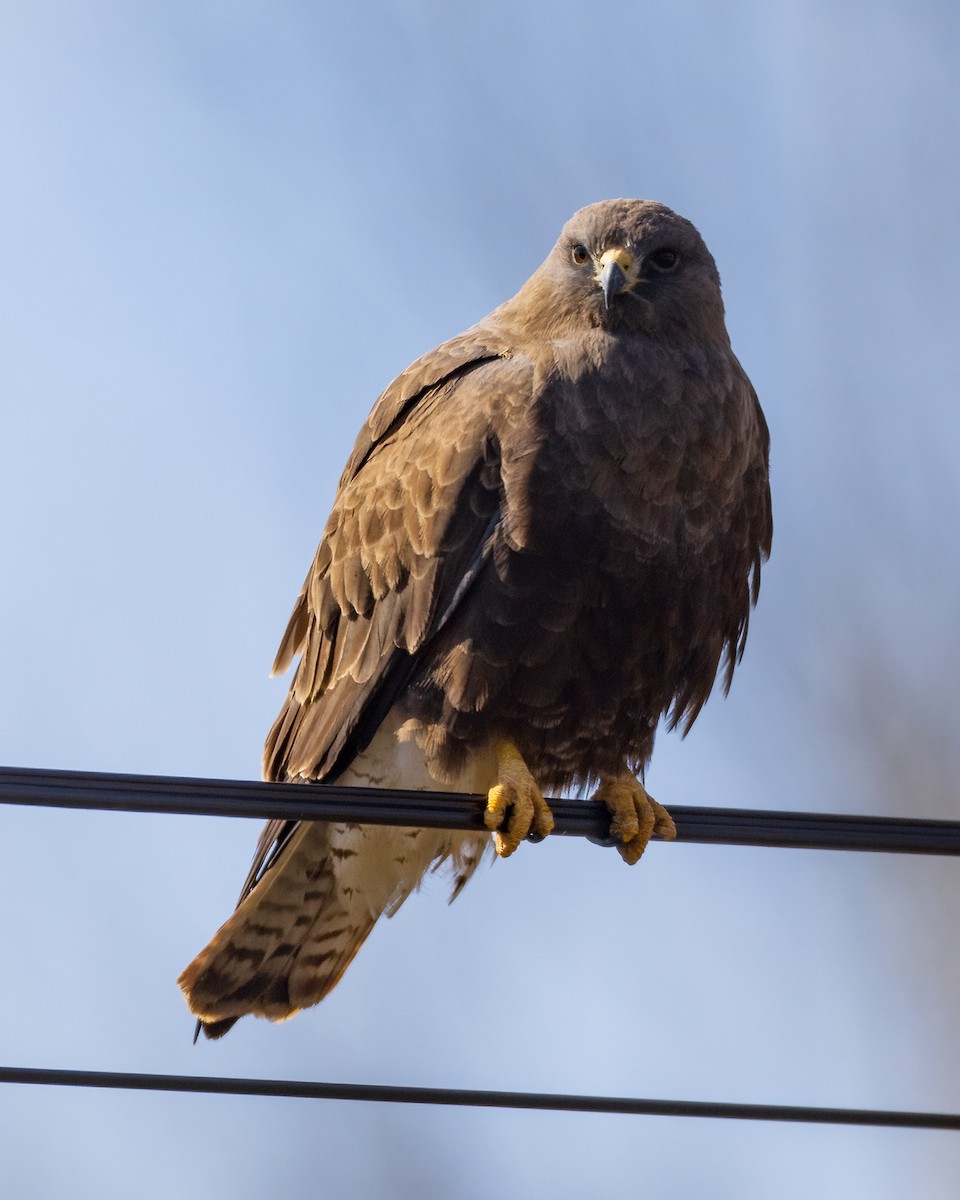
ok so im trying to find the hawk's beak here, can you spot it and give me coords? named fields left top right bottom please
left=598, top=248, right=634, bottom=309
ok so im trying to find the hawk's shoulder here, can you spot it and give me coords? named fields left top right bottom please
left=338, top=324, right=516, bottom=489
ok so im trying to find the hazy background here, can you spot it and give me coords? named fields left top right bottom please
left=2, top=2, right=959, bottom=1196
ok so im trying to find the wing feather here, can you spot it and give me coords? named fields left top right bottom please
left=251, top=333, right=529, bottom=914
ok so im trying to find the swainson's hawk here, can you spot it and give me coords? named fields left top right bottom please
left=180, top=199, right=772, bottom=1037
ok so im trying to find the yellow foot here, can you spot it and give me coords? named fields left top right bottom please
left=484, top=741, right=554, bottom=857
left=592, top=774, right=676, bottom=865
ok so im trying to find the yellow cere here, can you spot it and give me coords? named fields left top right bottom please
left=597, top=246, right=634, bottom=277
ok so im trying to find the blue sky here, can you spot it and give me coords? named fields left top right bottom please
left=2, top=2, right=959, bottom=1196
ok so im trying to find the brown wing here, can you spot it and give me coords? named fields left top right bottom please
left=244, top=329, right=526, bottom=901
left=265, top=326, right=517, bottom=777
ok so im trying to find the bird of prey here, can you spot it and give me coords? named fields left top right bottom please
left=179, top=199, right=772, bottom=1038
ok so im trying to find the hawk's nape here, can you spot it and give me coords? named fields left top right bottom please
left=179, top=199, right=772, bottom=1037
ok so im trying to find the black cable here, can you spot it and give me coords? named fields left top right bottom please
left=1, top=1066, right=957, bottom=1129
left=3, top=774, right=958, bottom=1132
left=2, top=764, right=959, bottom=854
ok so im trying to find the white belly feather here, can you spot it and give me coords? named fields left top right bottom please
left=331, top=705, right=495, bottom=917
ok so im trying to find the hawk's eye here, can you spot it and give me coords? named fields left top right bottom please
left=571, top=244, right=590, bottom=265
left=648, top=248, right=680, bottom=273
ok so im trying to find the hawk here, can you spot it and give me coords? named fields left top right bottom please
left=180, top=199, right=772, bottom=1038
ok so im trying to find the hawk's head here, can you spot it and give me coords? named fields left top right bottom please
left=519, top=199, right=727, bottom=342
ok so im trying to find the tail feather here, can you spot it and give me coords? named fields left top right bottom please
left=181, top=710, right=496, bottom=1039
left=179, top=821, right=376, bottom=1030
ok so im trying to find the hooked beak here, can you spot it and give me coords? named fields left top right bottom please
left=597, top=248, right=634, bottom=309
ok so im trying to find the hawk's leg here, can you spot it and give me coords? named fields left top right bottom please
left=592, top=774, right=677, bottom=865
left=484, top=741, right=555, bottom=857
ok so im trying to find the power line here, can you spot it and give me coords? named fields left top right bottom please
left=2, top=764, right=959, bottom=854
left=1, top=1066, right=957, bottom=1130
left=3, top=768, right=959, bottom=1133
